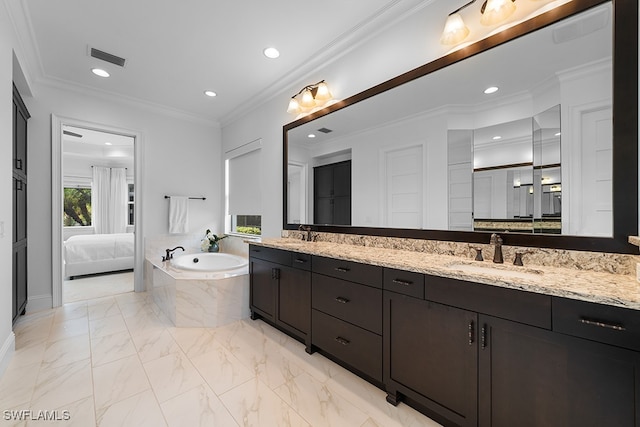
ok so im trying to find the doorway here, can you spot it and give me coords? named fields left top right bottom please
left=52, top=116, right=144, bottom=306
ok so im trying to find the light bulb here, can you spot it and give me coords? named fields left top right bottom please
left=480, top=0, right=516, bottom=26
left=287, top=98, right=301, bottom=114
left=314, top=82, right=332, bottom=101
left=440, top=13, right=470, bottom=45
left=300, top=89, right=316, bottom=108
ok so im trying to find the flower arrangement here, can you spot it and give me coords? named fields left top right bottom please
left=200, top=229, right=227, bottom=252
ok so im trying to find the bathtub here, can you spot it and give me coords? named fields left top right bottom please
left=147, top=252, right=249, bottom=328
left=170, top=252, right=247, bottom=272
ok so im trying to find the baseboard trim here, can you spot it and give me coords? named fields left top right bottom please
left=0, top=331, right=16, bottom=378
left=26, top=294, right=53, bottom=314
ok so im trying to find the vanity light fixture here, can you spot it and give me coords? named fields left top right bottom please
left=91, top=68, right=110, bottom=78
left=440, top=0, right=517, bottom=45
left=287, top=80, right=333, bottom=115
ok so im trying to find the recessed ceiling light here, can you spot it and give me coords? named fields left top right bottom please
left=105, top=142, right=113, bottom=146
left=91, top=68, right=110, bottom=78
left=204, top=90, right=217, bottom=97
left=308, top=134, right=316, bottom=138
left=484, top=86, right=499, bottom=94
left=493, top=136, right=502, bottom=140
left=263, top=47, right=280, bottom=59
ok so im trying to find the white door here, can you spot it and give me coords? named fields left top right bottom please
left=385, top=145, right=423, bottom=228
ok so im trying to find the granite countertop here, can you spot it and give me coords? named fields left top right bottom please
left=251, top=238, right=640, bottom=311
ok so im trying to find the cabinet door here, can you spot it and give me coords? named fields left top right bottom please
left=13, top=243, right=27, bottom=322
left=384, top=292, right=478, bottom=427
left=479, top=315, right=640, bottom=427
left=278, top=265, right=310, bottom=337
left=249, top=258, right=277, bottom=322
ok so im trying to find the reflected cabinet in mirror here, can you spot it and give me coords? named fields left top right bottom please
left=283, top=0, right=638, bottom=253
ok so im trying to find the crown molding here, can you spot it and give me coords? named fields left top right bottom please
left=220, top=0, right=435, bottom=127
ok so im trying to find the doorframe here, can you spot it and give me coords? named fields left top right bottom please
left=51, top=115, right=145, bottom=307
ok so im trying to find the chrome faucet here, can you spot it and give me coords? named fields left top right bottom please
left=163, top=246, right=185, bottom=261
left=298, top=225, right=314, bottom=242
left=490, top=233, right=503, bottom=264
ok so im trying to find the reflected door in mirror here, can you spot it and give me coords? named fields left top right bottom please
left=314, top=161, right=351, bottom=225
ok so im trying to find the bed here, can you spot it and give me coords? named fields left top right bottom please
left=64, top=233, right=134, bottom=279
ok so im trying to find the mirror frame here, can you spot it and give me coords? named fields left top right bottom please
left=283, top=0, right=638, bottom=254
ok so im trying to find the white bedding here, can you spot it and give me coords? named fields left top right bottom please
left=64, top=233, right=134, bottom=278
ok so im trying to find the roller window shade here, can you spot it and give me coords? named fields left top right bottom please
left=228, top=147, right=262, bottom=215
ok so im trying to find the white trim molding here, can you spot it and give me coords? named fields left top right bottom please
left=0, top=332, right=16, bottom=378
left=51, top=115, right=145, bottom=307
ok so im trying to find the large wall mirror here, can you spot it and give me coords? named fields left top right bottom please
left=283, top=0, right=638, bottom=253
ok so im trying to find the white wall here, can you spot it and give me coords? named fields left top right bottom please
left=0, top=1, right=17, bottom=376
left=23, top=85, right=222, bottom=311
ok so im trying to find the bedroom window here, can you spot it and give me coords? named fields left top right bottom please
left=63, top=187, right=92, bottom=226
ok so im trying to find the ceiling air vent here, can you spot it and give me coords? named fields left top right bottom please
left=317, top=127, right=333, bottom=134
left=90, top=47, right=126, bottom=67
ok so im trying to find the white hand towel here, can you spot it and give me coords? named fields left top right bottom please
left=169, top=196, right=189, bottom=234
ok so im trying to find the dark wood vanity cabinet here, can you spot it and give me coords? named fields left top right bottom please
left=478, top=314, right=640, bottom=427
left=249, top=245, right=311, bottom=350
left=384, top=291, right=478, bottom=427
left=250, top=247, right=640, bottom=426
left=311, top=256, right=383, bottom=383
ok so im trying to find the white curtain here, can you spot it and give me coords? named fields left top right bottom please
left=92, top=166, right=128, bottom=234
left=92, top=166, right=111, bottom=234
left=109, top=168, right=128, bottom=233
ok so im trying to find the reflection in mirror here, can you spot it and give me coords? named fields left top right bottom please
left=286, top=3, right=612, bottom=237
left=471, top=106, right=563, bottom=235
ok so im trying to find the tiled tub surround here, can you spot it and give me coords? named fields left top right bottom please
left=146, top=258, right=249, bottom=328
left=271, top=234, right=640, bottom=310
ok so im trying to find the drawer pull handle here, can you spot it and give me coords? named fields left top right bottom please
left=392, top=279, right=413, bottom=286
left=294, top=258, right=307, bottom=264
left=335, top=267, right=350, bottom=273
left=335, top=336, right=350, bottom=346
left=335, top=296, right=350, bottom=304
left=579, top=317, right=626, bottom=331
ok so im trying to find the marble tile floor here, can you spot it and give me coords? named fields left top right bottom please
left=63, top=271, right=134, bottom=303
left=1, top=291, right=441, bottom=427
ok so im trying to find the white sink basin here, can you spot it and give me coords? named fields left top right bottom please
left=446, top=262, right=543, bottom=281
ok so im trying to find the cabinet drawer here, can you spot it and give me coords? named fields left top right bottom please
left=312, top=273, right=382, bottom=334
left=312, top=256, right=382, bottom=288
left=290, top=252, right=312, bottom=271
left=249, top=245, right=291, bottom=266
left=312, top=309, right=382, bottom=382
left=426, top=275, right=551, bottom=329
left=383, top=268, right=424, bottom=299
left=552, top=297, right=640, bottom=351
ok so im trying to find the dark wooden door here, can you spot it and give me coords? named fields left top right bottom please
left=249, top=258, right=277, bottom=322
left=479, top=315, right=640, bottom=427
left=313, top=160, right=351, bottom=225
left=12, top=83, right=29, bottom=324
left=277, top=265, right=311, bottom=337
left=385, top=292, right=478, bottom=427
